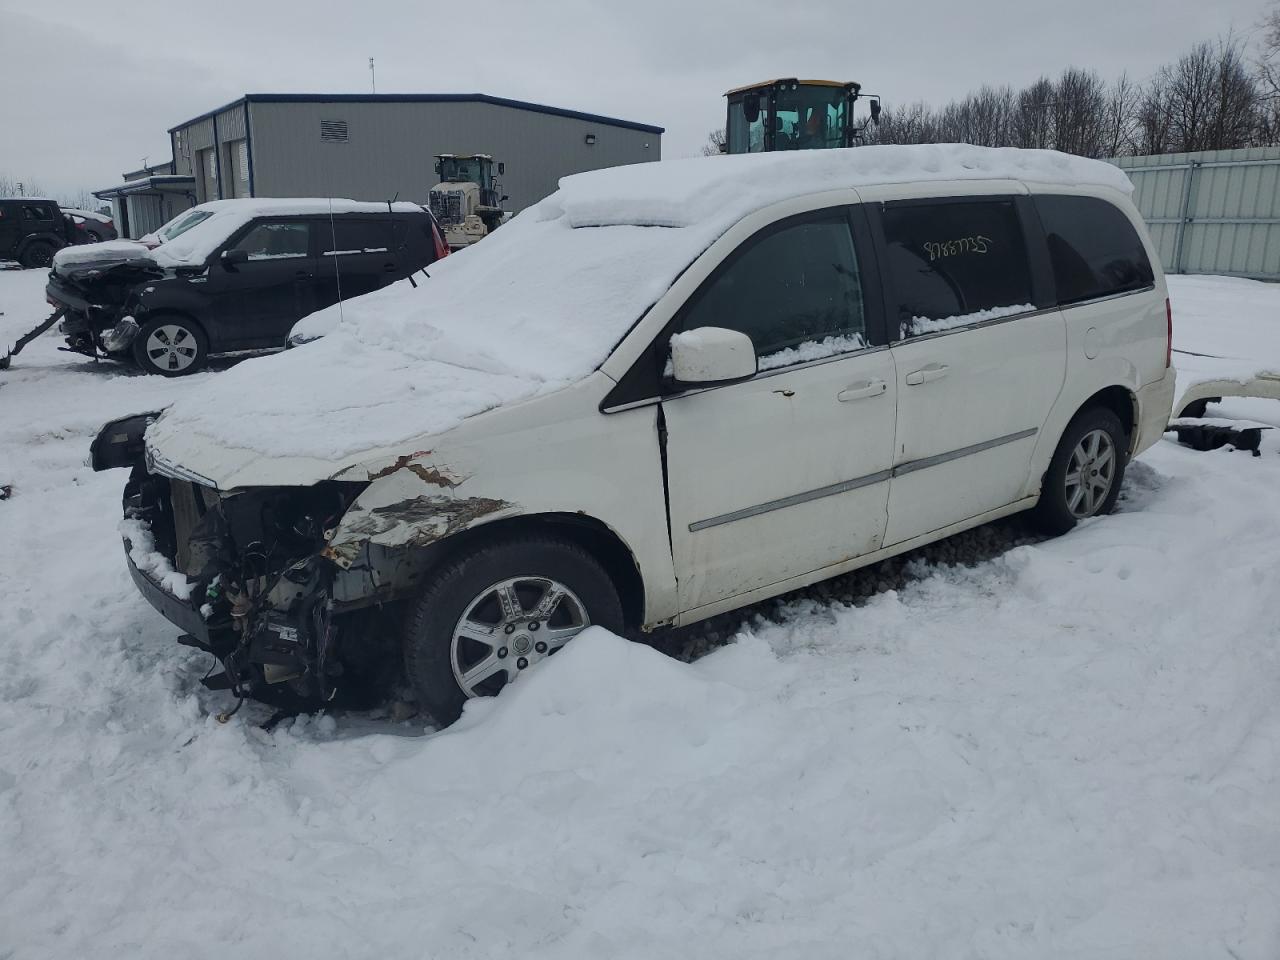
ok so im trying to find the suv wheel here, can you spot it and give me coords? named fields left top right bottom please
left=131, top=316, right=209, bottom=376
left=403, top=536, right=625, bottom=725
left=19, top=241, right=55, bottom=269
left=1032, top=407, right=1128, bottom=535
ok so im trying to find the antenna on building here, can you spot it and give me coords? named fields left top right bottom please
left=369, top=57, right=376, bottom=94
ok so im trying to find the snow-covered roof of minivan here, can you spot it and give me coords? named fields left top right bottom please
left=547, top=143, right=1132, bottom=230
left=153, top=198, right=423, bottom=267
left=146, top=145, right=1136, bottom=479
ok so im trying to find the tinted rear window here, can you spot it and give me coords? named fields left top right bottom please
left=882, top=198, right=1034, bottom=338
left=1034, top=195, right=1154, bottom=305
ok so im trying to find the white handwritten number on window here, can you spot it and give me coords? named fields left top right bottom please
left=923, top=235, right=992, bottom=261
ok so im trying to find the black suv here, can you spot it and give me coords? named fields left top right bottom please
left=0, top=198, right=73, bottom=268
left=47, top=202, right=447, bottom=376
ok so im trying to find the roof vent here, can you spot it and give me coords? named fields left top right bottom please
left=320, top=119, right=349, bottom=143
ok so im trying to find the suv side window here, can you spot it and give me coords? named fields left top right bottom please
left=882, top=198, right=1034, bottom=338
left=232, top=221, right=311, bottom=260
left=1034, top=195, right=1155, bottom=304
left=22, top=203, right=53, bottom=222
left=678, top=212, right=867, bottom=371
left=320, top=219, right=393, bottom=256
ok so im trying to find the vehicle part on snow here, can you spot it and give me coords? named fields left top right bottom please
left=403, top=536, right=623, bottom=723
left=0, top=308, right=64, bottom=370
left=1176, top=371, right=1280, bottom=421
left=1167, top=418, right=1270, bottom=456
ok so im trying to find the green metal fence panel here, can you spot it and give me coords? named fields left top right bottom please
left=1109, top=147, right=1280, bottom=281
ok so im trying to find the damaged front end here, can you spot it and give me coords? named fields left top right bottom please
left=96, top=415, right=409, bottom=707
left=47, top=257, right=164, bottom=358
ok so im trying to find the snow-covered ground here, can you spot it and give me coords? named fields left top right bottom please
left=1, top=266, right=1278, bottom=958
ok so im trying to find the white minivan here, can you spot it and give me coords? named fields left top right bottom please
left=93, top=145, right=1175, bottom=722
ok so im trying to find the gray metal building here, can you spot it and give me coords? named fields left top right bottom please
left=1109, top=146, right=1280, bottom=281
left=98, top=93, right=662, bottom=238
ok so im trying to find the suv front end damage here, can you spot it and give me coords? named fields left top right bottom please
left=47, top=257, right=164, bottom=358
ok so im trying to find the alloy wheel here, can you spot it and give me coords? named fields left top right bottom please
left=145, top=324, right=199, bottom=372
left=450, top=576, right=590, bottom=697
left=1064, top=428, right=1116, bottom=518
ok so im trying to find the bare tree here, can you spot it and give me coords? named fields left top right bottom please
left=1012, top=78, right=1055, bottom=150
left=1141, top=38, right=1260, bottom=153
left=701, top=128, right=727, bottom=156
left=1101, top=74, right=1141, bottom=157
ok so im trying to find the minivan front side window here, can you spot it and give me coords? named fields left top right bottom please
left=883, top=198, right=1034, bottom=338
left=678, top=213, right=867, bottom=371
left=1034, top=195, right=1155, bottom=305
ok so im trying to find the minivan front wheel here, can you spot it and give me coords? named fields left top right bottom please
left=132, top=316, right=208, bottom=376
left=403, top=536, right=624, bottom=725
left=1033, top=407, right=1128, bottom=535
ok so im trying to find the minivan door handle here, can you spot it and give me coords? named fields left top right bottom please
left=905, top=363, right=949, bottom=386
left=294, top=270, right=313, bottom=280
left=837, top=379, right=888, bottom=402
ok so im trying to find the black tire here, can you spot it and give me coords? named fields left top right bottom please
left=404, top=536, right=624, bottom=725
left=19, top=241, right=55, bottom=269
left=1032, top=406, right=1129, bottom=536
left=131, top=315, right=209, bottom=377
left=1177, top=397, right=1218, bottom=419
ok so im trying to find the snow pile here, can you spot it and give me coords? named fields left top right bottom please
left=2, top=269, right=1280, bottom=957
left=119, top=517, right=193, bottom=599
left=906, top=302, right=1035, bottom=336
left=52, top=239, right=149, bottom=268
left=150, top=146, right=1128, bottom=470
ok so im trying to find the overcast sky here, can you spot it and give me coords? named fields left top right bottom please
left=1, top=0, right=1271, bottom=196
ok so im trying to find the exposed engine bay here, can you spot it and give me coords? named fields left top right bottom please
left=47, top=257, right=165, bottom=358
left=98, top=415, right=418, bottom=708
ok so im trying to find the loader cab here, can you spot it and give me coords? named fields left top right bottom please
left=725, top=79, right=880, bottom=154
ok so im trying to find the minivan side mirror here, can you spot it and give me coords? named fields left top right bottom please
left=221, top=248, right=249, bottom=269
left=870, top=99, right=882, bottom=124
left=669, top=327, right=757, bottom=387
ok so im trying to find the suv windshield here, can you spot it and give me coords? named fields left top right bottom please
left=156, top=209, right=214, bottom=243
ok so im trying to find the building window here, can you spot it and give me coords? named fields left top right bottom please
left=320, top=119, right=349, bottom=143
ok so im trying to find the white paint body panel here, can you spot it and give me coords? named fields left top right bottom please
left=663, top=346, right=897, bottom=611
left=145, top=177, right=1174, bottom=633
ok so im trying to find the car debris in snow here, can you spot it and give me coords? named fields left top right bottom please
left=1166, top=417, right=1272, bottom=456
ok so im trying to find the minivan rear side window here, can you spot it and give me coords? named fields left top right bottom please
left=882, top=198, right=1034, bottom=338
left=1034, top=195, right=1154, bottom=305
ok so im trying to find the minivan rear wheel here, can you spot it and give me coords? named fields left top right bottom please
left=132, top=315, right=208, bottom=376
left=1032, top=407, right=1128, bottom=535
left=403, top=536, right=624, bottom=725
